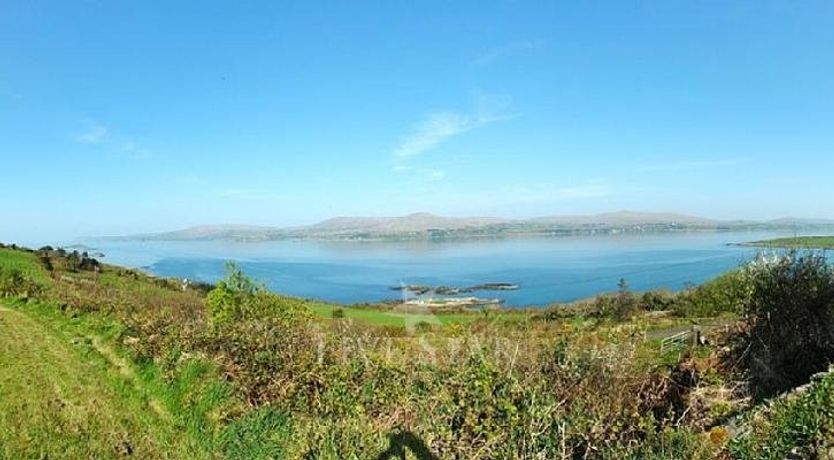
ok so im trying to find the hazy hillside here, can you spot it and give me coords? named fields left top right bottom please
left=528, top=210, right=717, bottom=226
left=305, top=212, right=513, bottom=234
left=99, top=210, right=834, bottom=242
left=104, top=224, right=280, bottom=241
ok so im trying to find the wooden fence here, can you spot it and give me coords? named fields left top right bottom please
left=660, top=327, right=701, bottom=354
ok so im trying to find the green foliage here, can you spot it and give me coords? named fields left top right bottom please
left=0, top=299, right=225, bottom=459
left=613, top=277, right=638, bottom=320
left=674, top=271, right=750, bottom=317
left=0, top=266, right=43, bottom=298
left=605, top=428, right=716, bottom=460
left=17, top=244, right=830, bottom=459
left=206, top=261, right=309, bottom=325
left=220, top=408, right=294, bottom=459
left=731, top=252, right=834, bottom=398
left=0, top=247, right=50, bottom=284
left=751, top=236, right=834, bottom=250
left=729, top=372, right=834, bottom=460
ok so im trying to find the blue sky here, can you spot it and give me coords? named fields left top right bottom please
left=2, top=1, right=834, bottom=243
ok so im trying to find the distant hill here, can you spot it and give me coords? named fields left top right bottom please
left=103, top=224, right=281, bottom=242
left=305, top=212, right=512, bottom=235
left=528, top=210, right=716, bottom=226
left=96, top=210, right=834, bottom=242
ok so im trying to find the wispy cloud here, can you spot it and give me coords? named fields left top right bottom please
left=636, top=158, right=747, bottom=173
left=390, top=96, right=517, bottom=184
left=393, top=96, right=518, bottom=161
left=75, top=119, right=109, bottom=144
left=472, top=40, right=537, bottom=67
left=393, top=111, right=502, bottom=159
left=75, top=118, right=151, bottom=160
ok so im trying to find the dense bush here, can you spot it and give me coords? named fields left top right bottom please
left=0, top=267, right=42, bottom=298
left=731, top=252, right=834, bottom=398
left=674, top=271, right=750, bottom=317
left=206, top=262, right=309, bottom=325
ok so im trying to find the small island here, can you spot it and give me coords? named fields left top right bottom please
left=741, top=235, right=834, bottom=249
left=390, top=282, right=519, bottom=296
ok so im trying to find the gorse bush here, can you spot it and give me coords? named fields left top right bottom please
left=731, top=252, right=834, bottom=398
left=674, top=270, right=750, bottom=317
left=207, top=262, right=309, bottom=325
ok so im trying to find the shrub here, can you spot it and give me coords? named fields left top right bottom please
left=730, top=252, right=834, bottom=398
left=613, top=278, right=639, bottom=320
left=331, top=307, right=345, bottom=319
left=206, top=262, right=308, bottom=325
left=639, top=290, right=676, bottom=312
left=0, top=267, right=42, bottom=298
left=729, top=372, right=834, bottom=460
left=674, top=270, right=750, bottom=317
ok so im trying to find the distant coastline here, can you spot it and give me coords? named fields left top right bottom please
left=735, top=235, right=834, bottom=250
left=93, top=210, right=834, bottom=243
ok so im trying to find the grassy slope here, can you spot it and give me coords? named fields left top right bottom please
left=0, top=302, right=187, bottom=459
left=0, top=249, right=230, bottom=459
left=748, top=235, right=834, bottom=249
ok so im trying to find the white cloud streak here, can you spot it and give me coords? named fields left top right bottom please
left=76, top=120, right=109, bottom=144
left=390, top=97, right=517, bottom=183
left=393, top=112, right=492, bottom=159
left=75, top=119, right=151, bottom=160
left=393, top=104, right=517, bottom=161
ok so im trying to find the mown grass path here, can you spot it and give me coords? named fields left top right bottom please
left=0, top=303, right=189, bottom=459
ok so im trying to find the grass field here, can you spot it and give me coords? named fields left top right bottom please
left=0, top=301, right=189, bottom=459
left=0, top=247, right=50, bottom=284
left=748, top=235, right=834, bottom=249
left=308, top=301, right=526, bottom=328
left=0, top=297, right=238, bottom=459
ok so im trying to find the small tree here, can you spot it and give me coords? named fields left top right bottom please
left=206, top=262, right=307, bottom=325
left=733, top=252, right=834, bottom=398
left=614, top=278, right=637, bottom=320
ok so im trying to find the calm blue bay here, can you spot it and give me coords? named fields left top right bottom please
left=84, top=231, right=799, bottom=307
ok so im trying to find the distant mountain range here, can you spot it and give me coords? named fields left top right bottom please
left=97, top=211, right=834, bottom=242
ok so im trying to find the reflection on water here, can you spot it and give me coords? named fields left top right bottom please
left=83, top=231, right=798, bottom=307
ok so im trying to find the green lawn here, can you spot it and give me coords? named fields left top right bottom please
left=307, top=301, right=526, bottom=328
left=748, top=236, right=834, bottom=249
left=0, top=298, right=230, bottom=460
left=308, top=302, right=475, bottom=327
left=0, top=302, right=182, bottom=459
left=0, top=247, right=50, bottom=283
